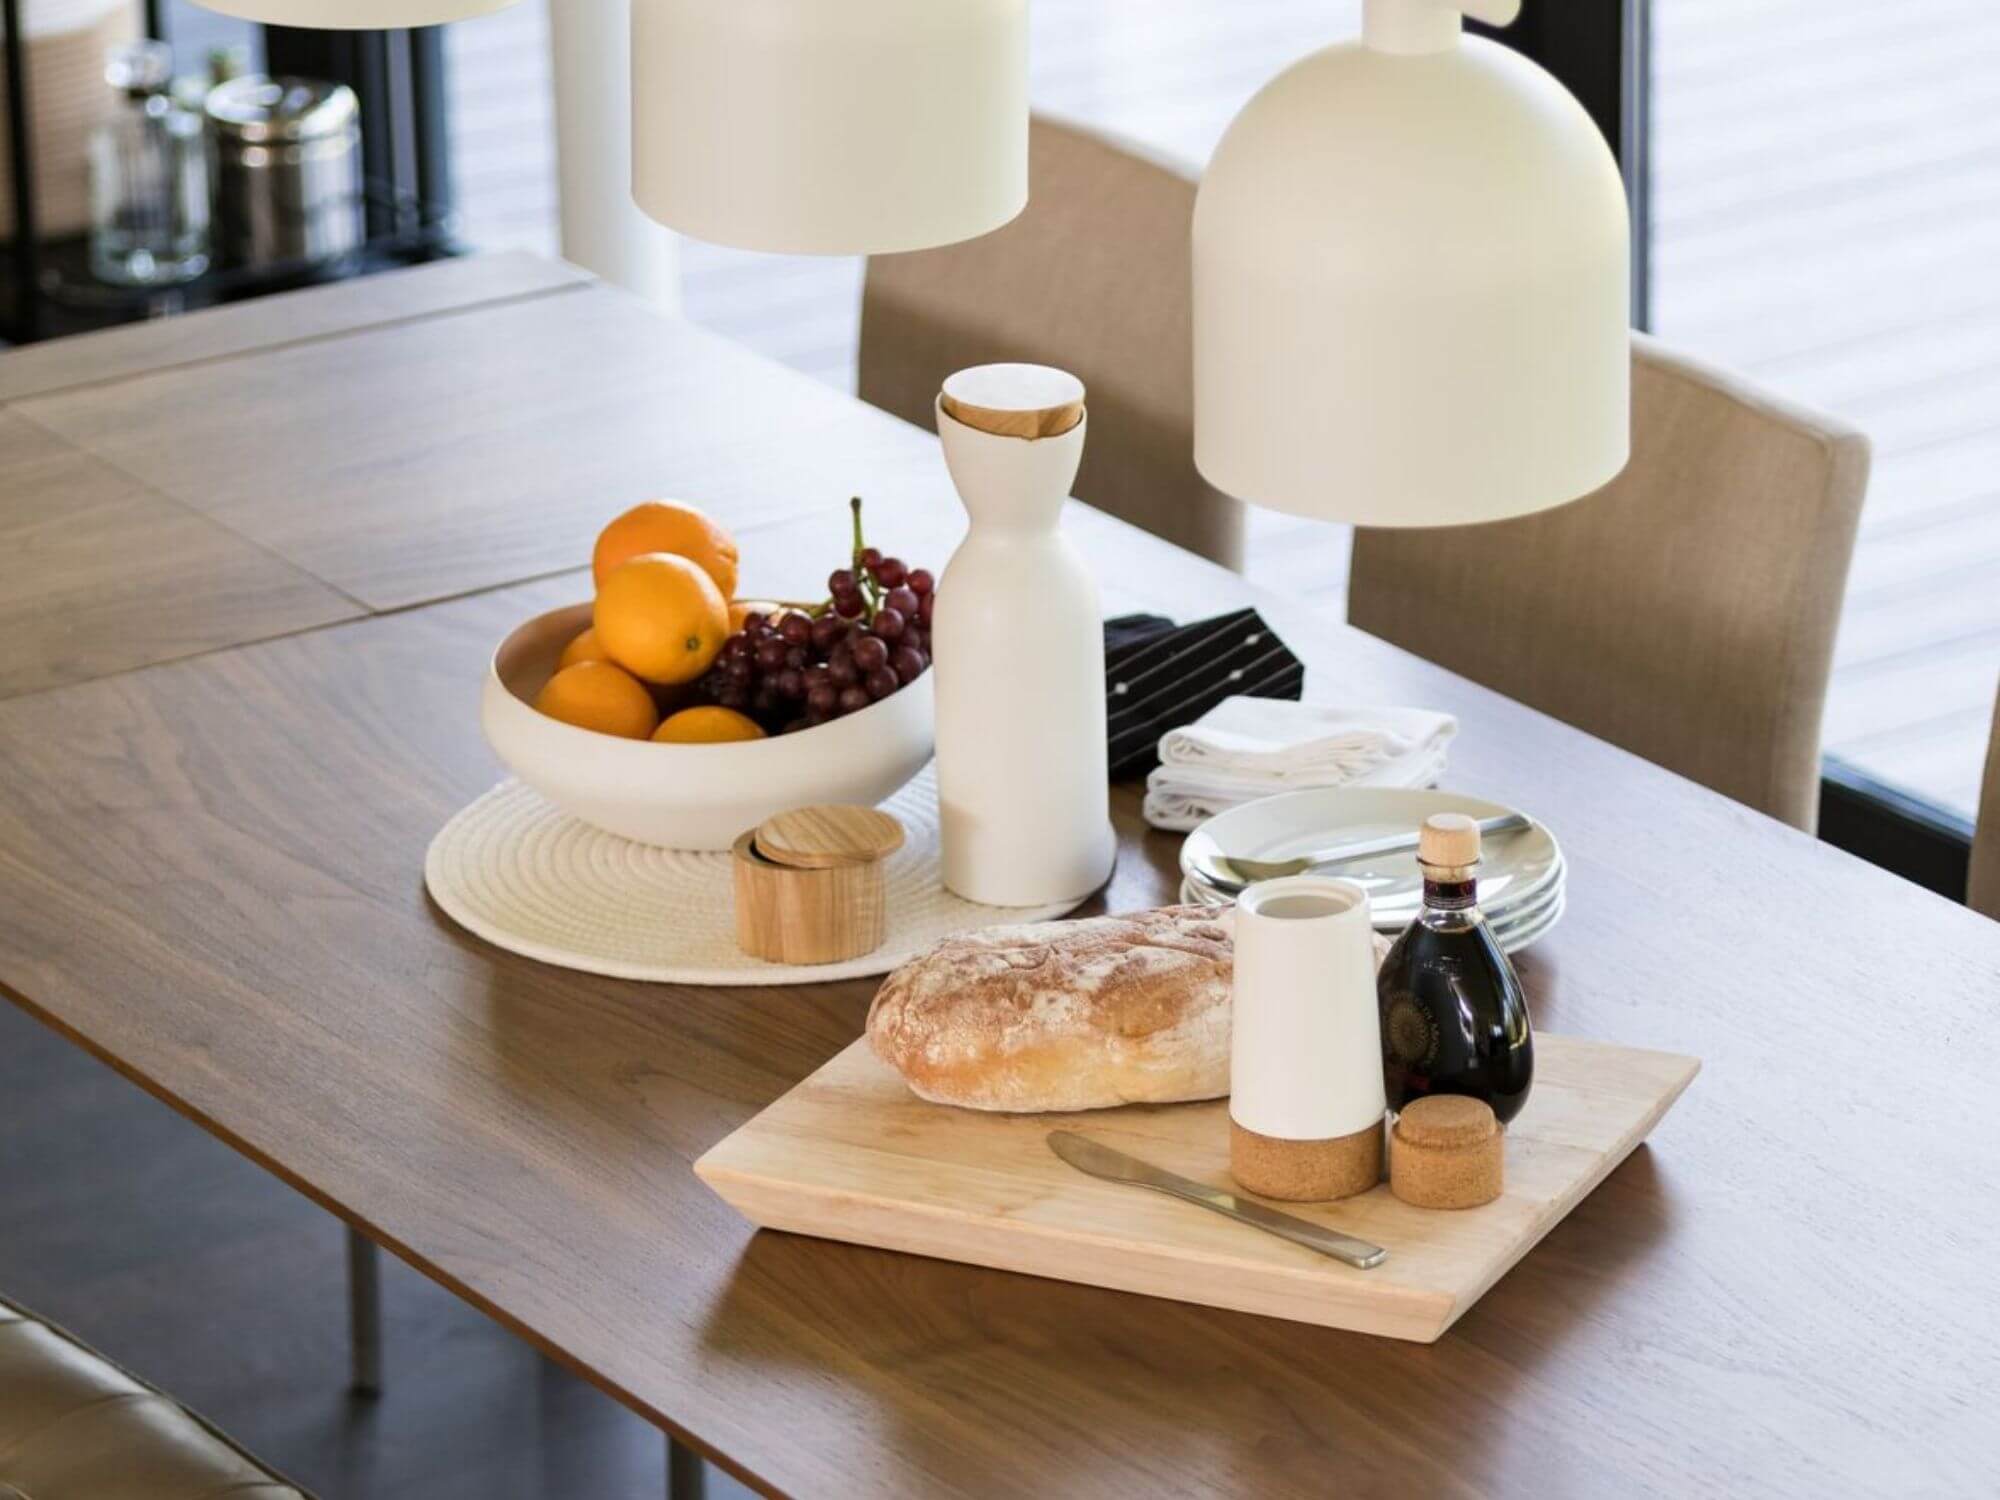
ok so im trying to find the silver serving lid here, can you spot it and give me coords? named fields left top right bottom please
left=206, top=75, right=359, bottom=145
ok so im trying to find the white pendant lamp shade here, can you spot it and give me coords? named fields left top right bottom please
left=1193, top=0, right=1631, bottom=528
left=188, top=0, right=515, bottom=26
left=632, top=0, right=1029, bottom=256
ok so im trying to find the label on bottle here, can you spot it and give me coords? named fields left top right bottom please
left=1383, top=988, right=1440, bottom=1073
left=1424, top=877, right=1477, bottom=912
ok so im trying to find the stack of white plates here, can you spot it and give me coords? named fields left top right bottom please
left=1178, top=787, right=1566, bottom=955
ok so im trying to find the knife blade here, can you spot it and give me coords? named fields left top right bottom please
left=1047, top=1131, right=1387, bottom=1270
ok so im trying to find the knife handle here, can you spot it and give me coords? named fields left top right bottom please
left=1152, top=1180, right=1387, bottom=1270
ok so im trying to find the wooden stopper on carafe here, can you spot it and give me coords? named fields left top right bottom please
left=1418, top=813, right=1481, bottom=873
left=939, top=363, right=1086, bottom=440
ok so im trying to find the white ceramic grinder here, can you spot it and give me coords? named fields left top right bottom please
left=1229, top=876, right=1388, bottom=1201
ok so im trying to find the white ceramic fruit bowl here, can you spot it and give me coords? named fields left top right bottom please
left=482, top=602, right=935, bottom=851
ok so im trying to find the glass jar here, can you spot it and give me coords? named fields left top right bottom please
left=89, top=41, right=210, bottom=287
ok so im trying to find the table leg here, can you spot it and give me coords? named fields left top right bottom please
left=668, top=1434, right=707, bottom=1500
left=347, top=1225, right=383, bottom=1396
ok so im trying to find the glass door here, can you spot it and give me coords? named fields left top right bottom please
left=1507, top=0, right=1991, bottom=897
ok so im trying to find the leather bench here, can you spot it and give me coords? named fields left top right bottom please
left=0, top=1295, right=309, bottom=1499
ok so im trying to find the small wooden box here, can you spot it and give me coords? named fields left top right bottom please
left=731, top=831, right=887, bottom=965
left=731, top=805, right=905, bottom=966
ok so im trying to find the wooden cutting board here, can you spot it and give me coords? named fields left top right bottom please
left=696, top=1034, right=1699, bottom=1343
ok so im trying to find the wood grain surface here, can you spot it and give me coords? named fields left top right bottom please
left=1, top=261, right=1997, bottom=1498
left=0, top=413, right=360, bottom=699
left=0, top=252, right=587, bottom=405
left=696, top=1034, right=1701, bottom=1343
left=16, top=286, right=944, bottom=612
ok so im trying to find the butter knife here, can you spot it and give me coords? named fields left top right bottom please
left=1047, top=1131, right=1387, bottom=1270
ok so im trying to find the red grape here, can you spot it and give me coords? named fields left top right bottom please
left=717, top=512, right=943, bottom=734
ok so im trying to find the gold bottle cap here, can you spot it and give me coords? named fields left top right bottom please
left=1418, top=813, right=1481, bottom=870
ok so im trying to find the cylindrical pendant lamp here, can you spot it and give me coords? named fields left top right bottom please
left=1193, top=0, right=1631, bottom=528
left=632, top=0, right=1029, bottom=255
left=188, top=0, right=516, bottom=25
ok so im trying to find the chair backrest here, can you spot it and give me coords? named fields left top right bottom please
left=1973, top=687, right=2000, bottom=920
left=1349, top=335, right=1871, bottom=831
left=859, top=115, right=1243, bottom=569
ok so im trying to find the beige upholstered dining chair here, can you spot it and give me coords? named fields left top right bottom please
left=859, top=115, right=1243, bottom=569
left=0, top=1293, right=311, bottom=1498
left=1972, top=688, right=2000, bottom=920
left=1349, top=335, right=1871, bottom=832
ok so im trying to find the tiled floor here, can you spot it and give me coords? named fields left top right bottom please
left=446, top=0, right=1997, bottom=823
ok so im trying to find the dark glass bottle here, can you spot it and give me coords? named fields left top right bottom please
left=1377, top=815, right=1534, bottom=1124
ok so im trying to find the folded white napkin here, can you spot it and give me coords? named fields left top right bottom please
left=1143, top=696, right=1458, bottom=832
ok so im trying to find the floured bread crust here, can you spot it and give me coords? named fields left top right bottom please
left=867, top=906, right=1238, bottom=1112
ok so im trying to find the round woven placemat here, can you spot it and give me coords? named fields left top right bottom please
left=424, top=766, right=1089, bottom=985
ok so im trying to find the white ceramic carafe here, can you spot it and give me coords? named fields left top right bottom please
left=932, top=364, right=1117, bottom=906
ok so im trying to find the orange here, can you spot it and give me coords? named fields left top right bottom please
left=557, top=626, right=610, bottom=671
left=593, top=500, right=740, bottom=598
left=533, top=660, right=659, bottom=740
left=594, top=551, right=731, bottom=685
left=652, top=706, right=767, bottom=744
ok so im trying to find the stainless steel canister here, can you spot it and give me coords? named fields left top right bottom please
left=205, top=76, right=363, bottom=269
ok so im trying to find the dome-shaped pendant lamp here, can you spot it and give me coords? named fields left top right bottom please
left=632, top=0, right=1029, bottom=255
left=189, top=0, right=516, bottom=25
left=1193, top=0, right=1631, bottom=528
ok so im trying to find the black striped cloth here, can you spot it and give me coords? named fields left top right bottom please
left=1104, top=608, right=1304, bottom=779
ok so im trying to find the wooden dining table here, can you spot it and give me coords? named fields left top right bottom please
left=1, top=252, right=1996, bottom=1499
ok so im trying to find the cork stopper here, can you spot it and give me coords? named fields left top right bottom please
left=1395, top=1094, right=1497, bottom=1149
left=1418, top=813, right=1481, bottom=872
left=940, top=363, right=1086, bottom=440
left=1389, top=1095, right=1503, bottom=1210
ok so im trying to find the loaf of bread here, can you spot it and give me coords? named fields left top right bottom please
left=867, top=906, right=1239, bottom=1113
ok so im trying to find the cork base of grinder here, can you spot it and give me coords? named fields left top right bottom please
left=1230, top=1116, right=1384, bottom=1202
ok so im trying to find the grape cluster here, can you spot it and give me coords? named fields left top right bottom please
left=693, top=499, right=937, bottom=735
